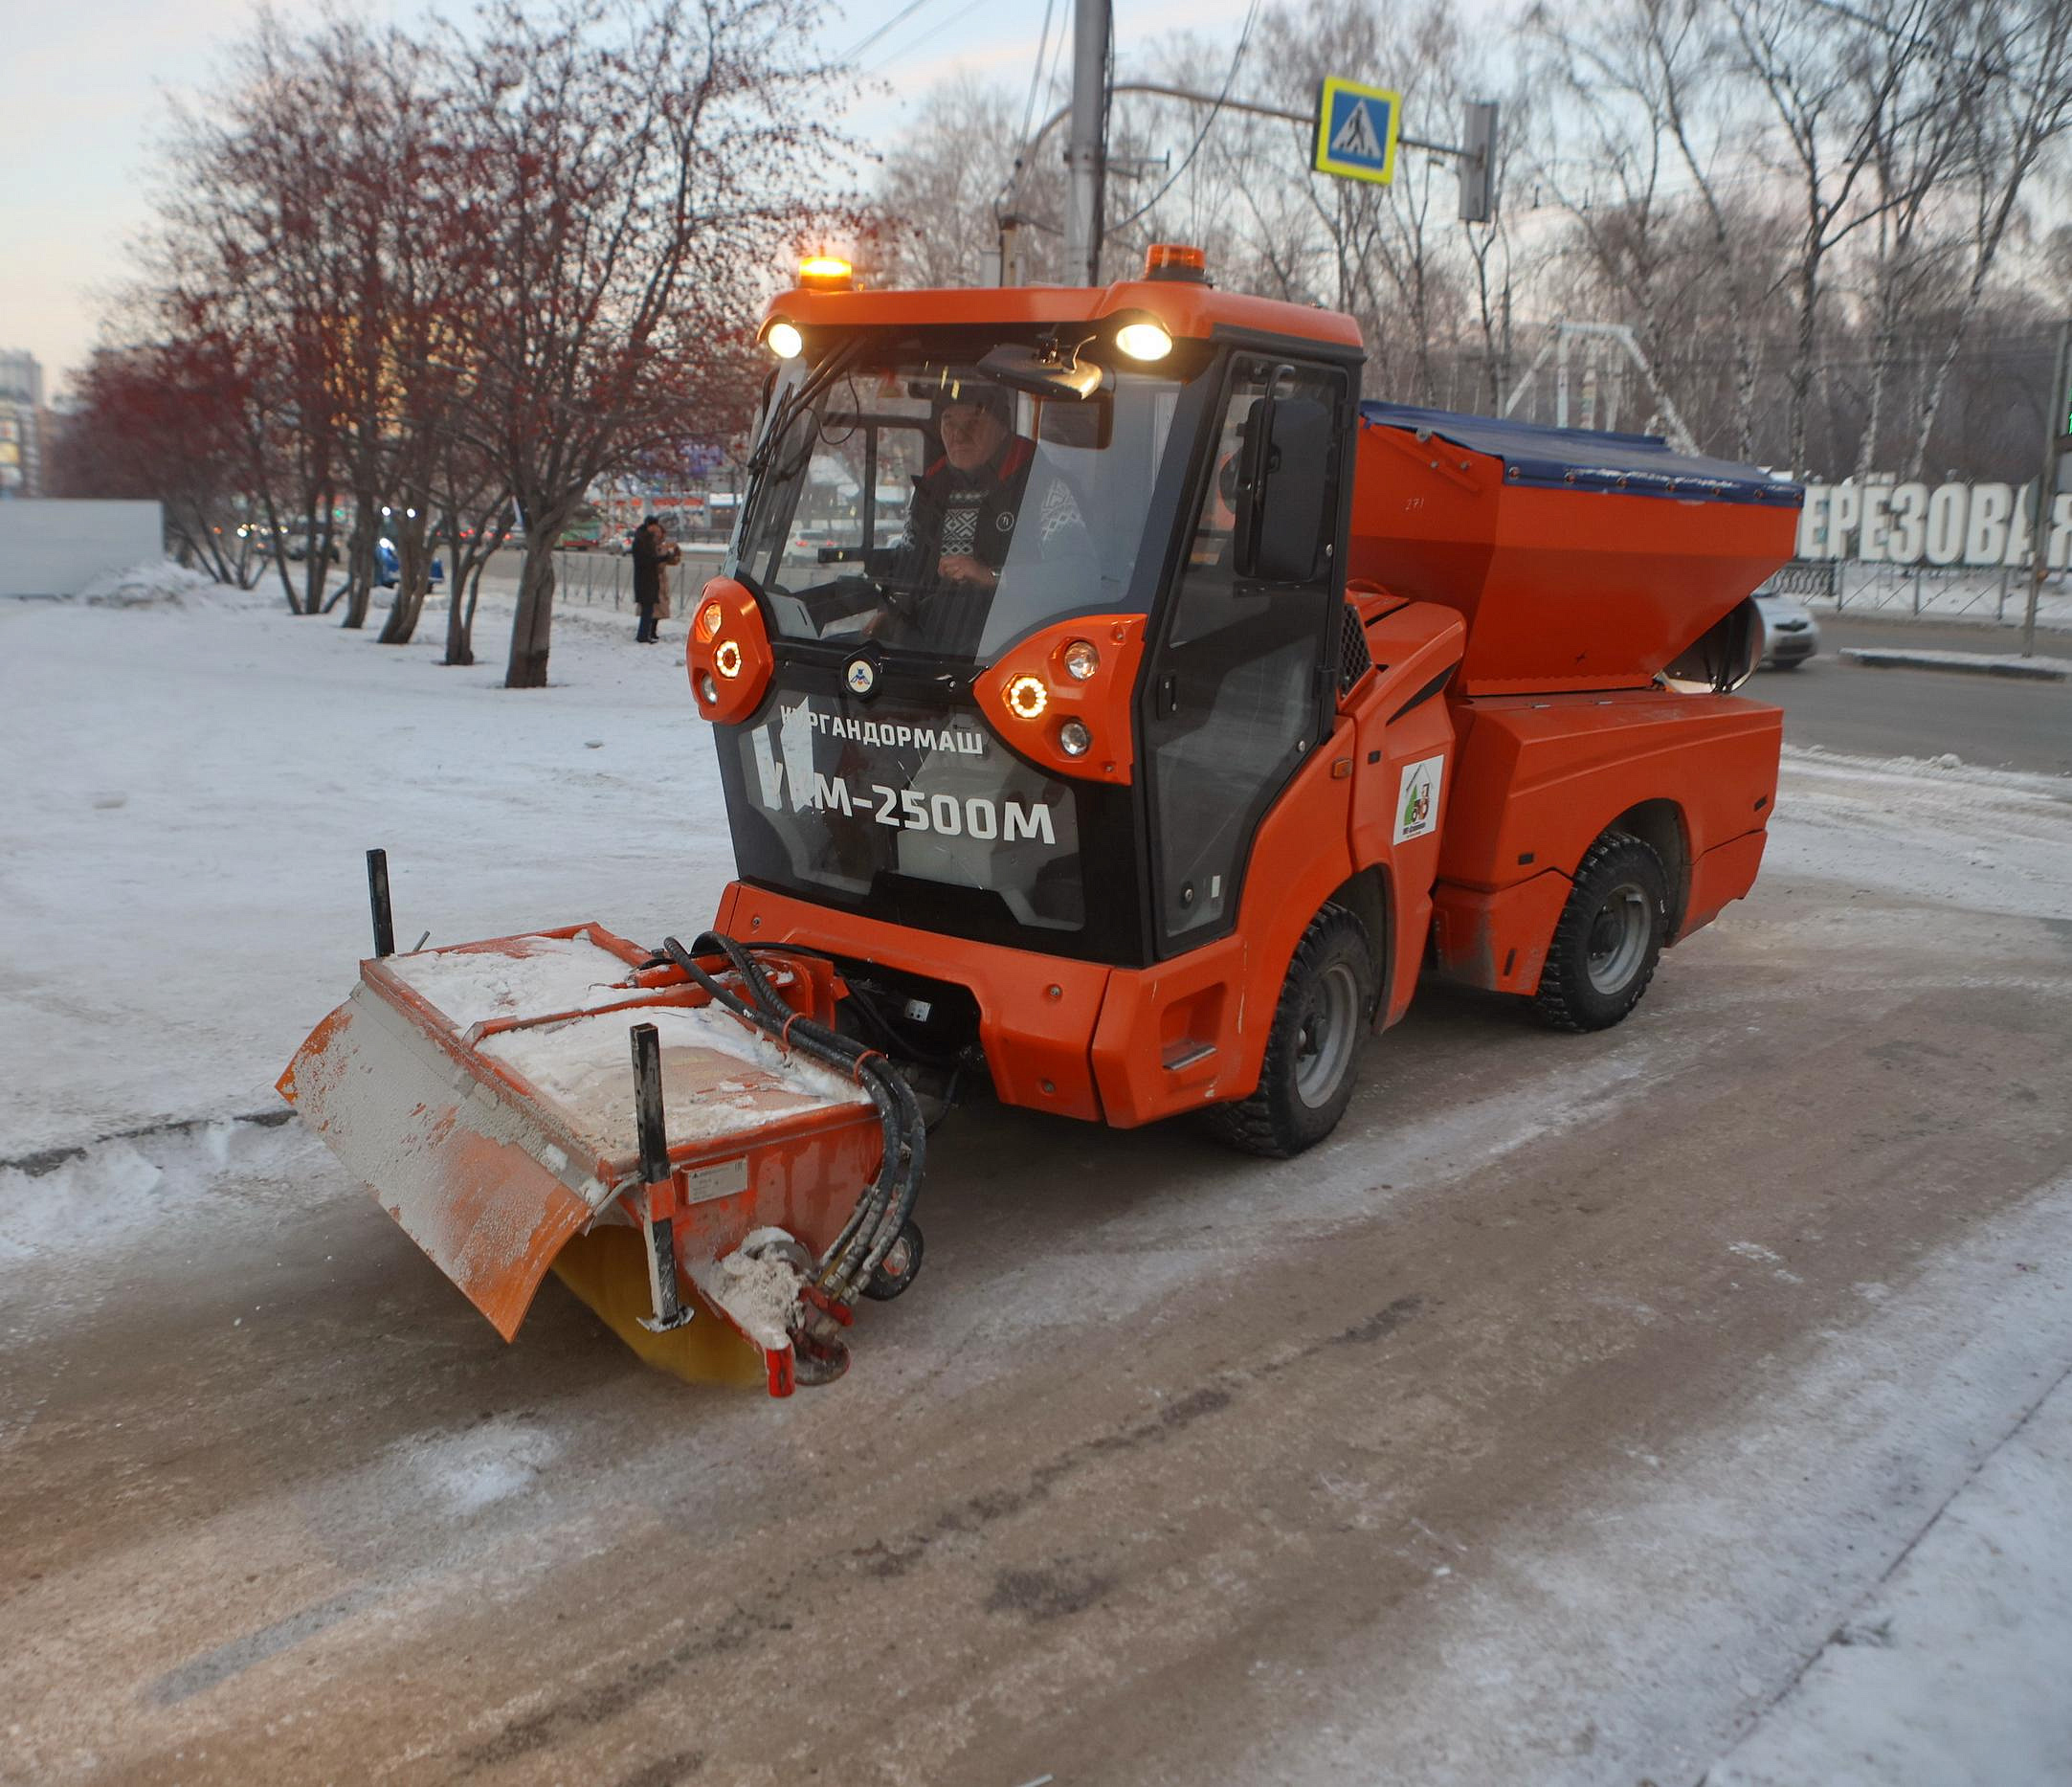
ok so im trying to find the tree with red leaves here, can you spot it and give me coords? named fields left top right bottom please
left=435, top=0, right=854, bottom=687
left=49, top=339, right=263, bottom=585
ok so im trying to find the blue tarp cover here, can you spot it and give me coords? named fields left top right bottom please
left=1359, top=402, right=1803, bottom=508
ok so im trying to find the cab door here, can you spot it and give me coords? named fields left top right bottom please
left=1139, top=354, right=1348, bottom=954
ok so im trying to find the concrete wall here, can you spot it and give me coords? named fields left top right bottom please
left=0, top=500, right=166, bottom=597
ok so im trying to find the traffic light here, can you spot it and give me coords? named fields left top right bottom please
left=1459, top=101, right=1500, bottom=224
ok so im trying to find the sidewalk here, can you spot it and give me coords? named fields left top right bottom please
left=1841, top=645, right=2071, bottom=681
left=1704, top=1363, right=2072, bottom=1785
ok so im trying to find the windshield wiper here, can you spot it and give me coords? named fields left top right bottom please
left=746, top=338, right=864, bottom=479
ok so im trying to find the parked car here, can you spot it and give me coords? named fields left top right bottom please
left=1753, top=588, right=1820, bottom=669
left=374, top=538, right=444, bottom=590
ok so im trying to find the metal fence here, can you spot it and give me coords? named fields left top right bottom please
left=545, top=547, right=725, bottom=612
left=1764, top=559, right=2047, bottom=624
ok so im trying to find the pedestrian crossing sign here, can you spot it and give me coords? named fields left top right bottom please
left=1313, top=76, right=1400, bottom=186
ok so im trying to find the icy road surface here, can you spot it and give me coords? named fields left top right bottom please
left=3, top=579, right=2070, bottom=1784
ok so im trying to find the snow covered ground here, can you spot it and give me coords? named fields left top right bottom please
left=0, top=567, right=734, bottom=1156
left=4, top=565, right=2069, bottom=1781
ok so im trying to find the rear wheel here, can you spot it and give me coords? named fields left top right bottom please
left=1531, top=832, right=1668, bottom=1033
left=1205, top=904, right=1376, bottom=1158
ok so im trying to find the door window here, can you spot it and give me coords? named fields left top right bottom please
left=1147, top=358, right=1345, bottom=946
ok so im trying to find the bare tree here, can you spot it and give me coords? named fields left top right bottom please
left=1728, top=0, right=1939, bottom=468
left=1905, top=0, right=2072, bottom=476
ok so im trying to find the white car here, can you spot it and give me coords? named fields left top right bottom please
left=1753, top=589, right=1821, bottom=669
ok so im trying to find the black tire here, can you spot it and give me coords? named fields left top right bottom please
left=861, top=1220, right=924, bottom=1302
left=1531, top=832, right=1668, bottom=1033
left=1204, top=904, right=1376, bottom=1159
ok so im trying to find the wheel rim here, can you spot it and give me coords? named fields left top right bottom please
left=1294, top=962, right=1360, bottom=1108
left=1585, top=880, right=1651, bottom=994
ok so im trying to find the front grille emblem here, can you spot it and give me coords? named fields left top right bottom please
left=845, top=656, right=877, bottom=697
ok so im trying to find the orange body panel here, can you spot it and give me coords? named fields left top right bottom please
left=687, top=575, right=773, bottom=726
left=1339, top=597, right=1468, bottom=1026
left=1438, top=691, right=1781, bottom=893
left=1345, top=417, right=1801, bottom=695
left=1682, top=828, right=1770, bottom=939
left=1429, top=872, right=1577, bottom=994
left=1093, top=723, right=1356, bottom=1122
left=716, top=882, right=1114, bottom=1121
left=972, top=614, right=1148, bottom=784
left=762, top=279, right=1364, bottom=353
left=1426, top=691, right=1781, bottom=990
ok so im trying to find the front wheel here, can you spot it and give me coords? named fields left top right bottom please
left=1531, top=833, right=1668, bottom=1033
left=1205, top=904, right=1376, bottom=1159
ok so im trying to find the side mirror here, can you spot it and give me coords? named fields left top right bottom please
left=1234, top=386, right=1333, bottom=583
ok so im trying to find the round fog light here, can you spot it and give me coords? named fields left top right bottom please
left=1058, top=719, right=1092, bottom=757
left=1062, top=638, right=1099, bottom=681
left=697, top=671, right=718, bottom=704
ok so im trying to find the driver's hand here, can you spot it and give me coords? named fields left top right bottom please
left=937, top=554, right=997, bottom=590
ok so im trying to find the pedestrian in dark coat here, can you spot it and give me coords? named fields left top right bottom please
left=632, top=518, right=664, bottom=643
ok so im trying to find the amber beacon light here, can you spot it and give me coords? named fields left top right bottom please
left=1144, top=243, right=1208, bottom=282
left=797, top=255, right=855, bottom=291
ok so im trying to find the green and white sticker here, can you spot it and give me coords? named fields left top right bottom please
left=1393, top=754, right=1443, bottom=843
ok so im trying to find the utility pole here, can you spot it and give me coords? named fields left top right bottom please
left=1063, top=0, right=1109, bottom=286
left=2025, top=319, right=2071, bottom=659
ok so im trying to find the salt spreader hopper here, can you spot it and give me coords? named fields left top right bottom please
left=283, top=250, right=1801, bottom=1392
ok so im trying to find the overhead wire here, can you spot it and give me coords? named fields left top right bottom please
left=996, top=0, right=1072, bottom=227
left=843, top=0, right=943, bottom=64
left=866, top=0, right=996, bottom=73
left=1107, top=0, right=1262, bottom=235
left=1014, top=0, right=1058, bottom=157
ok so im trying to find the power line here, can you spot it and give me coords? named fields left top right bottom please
left=867, top=0, right=996, bottom=73
left=844, top=0, right=943, bottom=64
left=1014, top=0, right=1058, bottom=159
left=1108, top=0, right=1263, bottom=235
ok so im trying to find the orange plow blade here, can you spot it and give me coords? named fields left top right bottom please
left=278, top=925, right=886, bottom=1392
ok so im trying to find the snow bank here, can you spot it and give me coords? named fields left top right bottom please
left=72, top=559, right=259, bottom=610
left=1770, top=745, right=2072, bottom=923
left=0, top=1115, right=312, bottom=1270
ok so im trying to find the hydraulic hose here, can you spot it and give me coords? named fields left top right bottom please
left=658, top=934, right=927, bottom=1307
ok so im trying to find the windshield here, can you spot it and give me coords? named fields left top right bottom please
left=731, top=338, right=1191, bottom=662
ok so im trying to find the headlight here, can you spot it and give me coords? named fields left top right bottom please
left=1114, top=321, right=1173, bottom=362
left=1062, top=638, right=1100, bottom=681
left=1058, top=719, right=1092, bottom=757
left=766, top=320, right=804, bottom=360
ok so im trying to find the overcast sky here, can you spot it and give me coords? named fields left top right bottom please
left=0, top=0, right=1268, bottom=398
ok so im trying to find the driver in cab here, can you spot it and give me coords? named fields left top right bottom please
left=883, top=375, right=1093, bottom=647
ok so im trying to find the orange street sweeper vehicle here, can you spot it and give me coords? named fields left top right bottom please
left=281, top=249, right=1801, bottom=1392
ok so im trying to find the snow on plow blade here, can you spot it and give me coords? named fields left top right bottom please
left=278, top=926, right=884, bottom=1390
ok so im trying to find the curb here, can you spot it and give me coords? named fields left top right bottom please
left=1841, top=648, right=2069, bottom=682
